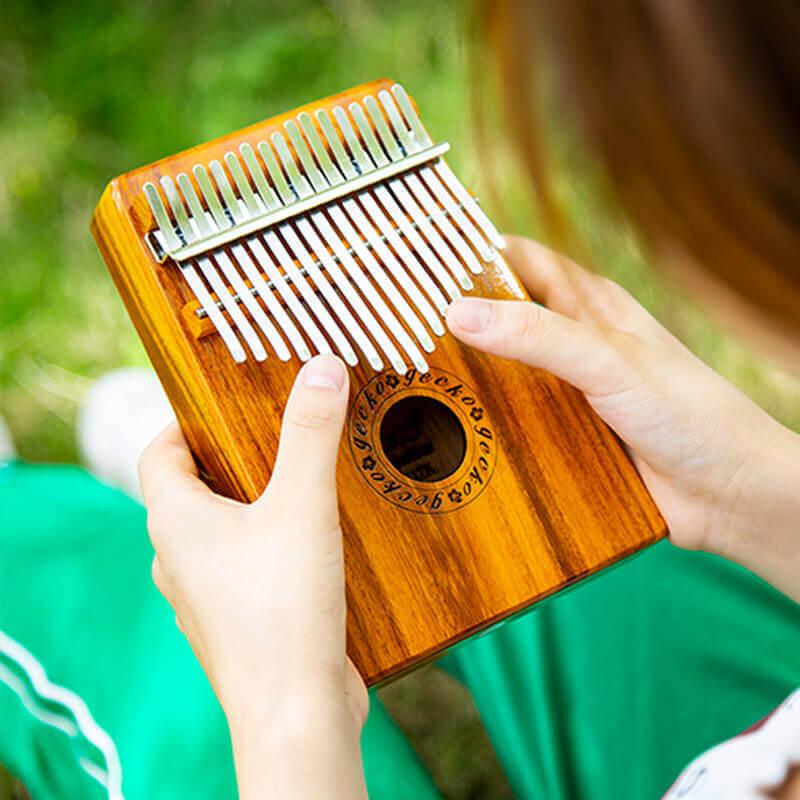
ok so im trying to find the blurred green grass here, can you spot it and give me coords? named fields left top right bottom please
left=0, top=0, right=798, bottom=797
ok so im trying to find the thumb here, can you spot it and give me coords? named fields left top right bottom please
left=446, top=297, right=629, bottom=396
left=264, top=354, right=350, bottom=519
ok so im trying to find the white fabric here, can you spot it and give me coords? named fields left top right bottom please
left=77, top=368, right=174, bottom=501
left=0, top=630, right=124, bottom=798
left=665, top=689, right=800, bottom=799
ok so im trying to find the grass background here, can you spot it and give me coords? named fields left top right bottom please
left=1, top=0, right=798, bottom=796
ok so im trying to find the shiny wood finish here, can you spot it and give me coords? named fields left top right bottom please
left=91, top=79, right=667, bottom=686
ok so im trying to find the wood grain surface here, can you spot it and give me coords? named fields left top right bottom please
left=91, top=79, right=667, bottom=686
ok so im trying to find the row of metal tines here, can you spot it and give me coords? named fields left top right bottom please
left=143, top=84, right=505, bottom=371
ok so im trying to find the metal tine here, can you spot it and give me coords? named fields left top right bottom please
left=209, top=160, right=245, bottom=225
left=313, top=210, right=426, bottom=372
left=179, top=167, right=267, bottom=360
left=160, top=176, right=192, bottom=243
left=176, top=174, right=214, bottom=237
left=335, top=106, right=446, bottom=332
left=180, top=262, right=247, bottom=363
left=314, top=110, right=355, bottom=181
left=347, top=99, right=451, bottom=313
left=358, top=192, right=449, bottom=316
left=391, top=82, right=505, bottom=251
left=364, top=95, right=404, bottom=162
left=247, top=235, right=329, bottom=357
left=387, top=178, right=473, bottom=290
left=391, top=84, right=433, bottom=148
left=193, top=164, right=232, bottom=231
left=271, top=131, right=312, bottom=199
left=282, top=225, right=380, bottom=369
left=163, top=174, right=265, bottom=360
left=257, top=141, right=294, bottom=205
left=378, top=89, right=419, bottom=154
left=143, top=182, right=180, bottom=251
left=283, top=120, right=385, bottom=366
left=346, top=200, right=443, bottom=337
left=403, top=172, right=485, bottom=275
left=378, top=91, right=494, bottom=263
left=329, top=201, right=435, bottom=353
left=262, top=230, right=356, bottom=364
left=284, top=119, right=327, bottom=193
left=240, top=143, right=280, bottom=212
left=433, top=161, right=506, bottom=250
left=230, top=242, right=308, bottom=361
left=372, top=184, right=463, bottom=300
left=146, top=179, right=246, bottom=361
left=253, top=132, right=356, bottom=362
left=316, top=103, right=448, bottom=319
left=194, top=250, right=267, bottom=361
left=212, top=250, right=284, bottom=361
left=332, top=106, right=373, bottom=175
left=225, top=151, right=261, bottom=217
left=420, top=166, right=494, bottom=263
left=297, top=216, right=405, bottom=373
left=310, top=114, right=420, bottom=366
left=349, top=103, right=389, bottom=168
left=299, top=112, right=344, bottom=187
left=307, top=109, right=438, bottom=360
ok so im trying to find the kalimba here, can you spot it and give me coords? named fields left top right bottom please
left=91, top=79, right=666, bottom=686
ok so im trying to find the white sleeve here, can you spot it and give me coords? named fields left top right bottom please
left=664, top=688, right=800, bottom=799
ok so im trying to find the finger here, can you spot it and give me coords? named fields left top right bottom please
left=447, top=297, right=633, bottom=396
left=503, top=235, right=591, bottom=316
left=265, top=355, right=349, bottom=516
left=138, top=421, right=211, bottom=508
left=503, top=235, right=675, bottom=344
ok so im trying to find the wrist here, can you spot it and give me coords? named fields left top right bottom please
left=225, top=679, right=359, bottom=745
left=228, top=688, right=366, bottom=800
left=713, top=420, right=800, bottom=599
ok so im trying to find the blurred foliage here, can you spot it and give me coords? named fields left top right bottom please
left=0, top=0, right=485, bottom=463
left=1, top=0, right=796, bottom=468
left=0, top=0, right=798, bottom=797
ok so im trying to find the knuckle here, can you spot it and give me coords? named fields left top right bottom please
left=600, top=330, right=651, bottom=387
left=285, top=398, right=340, bottom=432
left=508, top=302, right=548, bottom=342
left=596, top=275, right=635, bottom=308
left=609, top=329, right=643, bottom=364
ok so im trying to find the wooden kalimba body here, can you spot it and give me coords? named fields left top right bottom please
left=91, top=80, right=666, bottom=686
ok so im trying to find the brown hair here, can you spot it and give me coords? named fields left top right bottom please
left=477, top=0, right=800, bottom=337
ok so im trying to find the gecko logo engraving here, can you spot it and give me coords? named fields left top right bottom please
left=349, top=367, right=497, bottom=514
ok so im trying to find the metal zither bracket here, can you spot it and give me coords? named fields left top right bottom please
left=146, top=141, right=450, bottom=264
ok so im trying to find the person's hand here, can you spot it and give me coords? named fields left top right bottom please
left=139, top=355, right=368, bottom=800
left=447, top=236, right=800, bottom=599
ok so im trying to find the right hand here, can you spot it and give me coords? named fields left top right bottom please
left=447, top=236, right=800, bottom=598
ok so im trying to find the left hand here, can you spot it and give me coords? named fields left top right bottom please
left=139, top=354, right=368, bottom=800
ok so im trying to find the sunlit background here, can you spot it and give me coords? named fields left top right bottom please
left=1, top=1, right=799, bottom=797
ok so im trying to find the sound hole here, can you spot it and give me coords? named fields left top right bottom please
left=379, top=396, right=467, bottom=483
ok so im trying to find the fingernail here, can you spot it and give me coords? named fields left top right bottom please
left=448, top=299, right=491, bottom=333
left=301, top=355, right=345, bottom=392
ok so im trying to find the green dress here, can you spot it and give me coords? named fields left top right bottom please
left=1, top=460, right=798, bottom=798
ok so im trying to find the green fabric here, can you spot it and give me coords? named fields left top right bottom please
left=442, top=542, right=800, bottom=798
left=0, top=461, right=434, bottom=799
left=2, top=461, right=799, bottom=799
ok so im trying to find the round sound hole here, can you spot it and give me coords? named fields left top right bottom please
left=379, top=396, right=467, bottom=483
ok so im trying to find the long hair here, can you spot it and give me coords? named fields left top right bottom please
left=477, top=0, right=800, bottom=338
